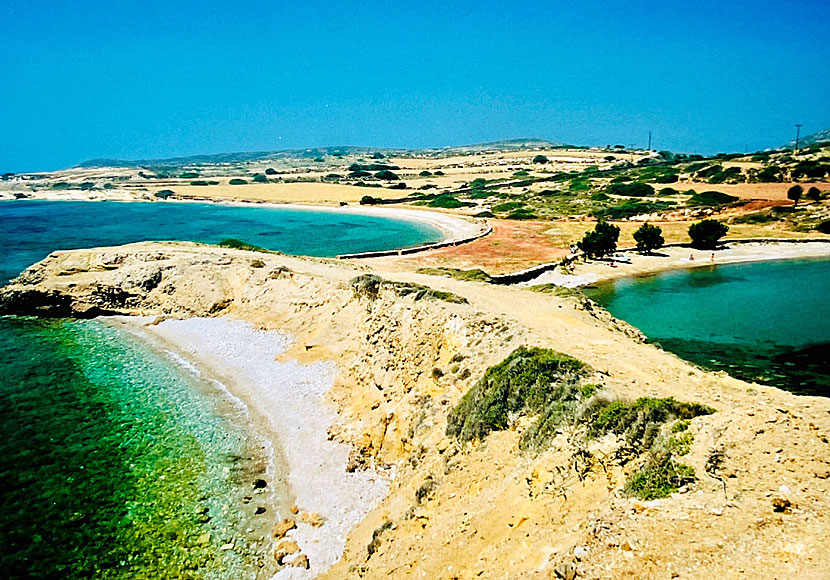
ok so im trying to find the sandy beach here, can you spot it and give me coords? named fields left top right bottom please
left=524, top=240, right=830, bottom=287
left=135, top=317, right=389, bottom=579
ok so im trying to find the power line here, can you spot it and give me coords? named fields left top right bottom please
left=794, top=124, right=803, bottom=153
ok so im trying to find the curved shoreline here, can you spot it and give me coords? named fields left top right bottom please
left=518, top=239, right=830, bottom=288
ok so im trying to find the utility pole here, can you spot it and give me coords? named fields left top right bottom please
left=647, top=131, right=652, bottom=151
left=794, top=124, right=803, bottom=153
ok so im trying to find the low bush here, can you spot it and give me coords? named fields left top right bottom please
left=350, top=274, right=468, bottom=304
left=606, top=182, right=655, bottom=197
left=446, top=347, right=589, bottom=443
left=593, top=201, right=675, bottom=220
left=687, top=190, right=739, bottom=206
left=229, top=178, right=248, bottom=185
left=374, top=170, right=400, bottom=181
left=360, top=195, right=381, bottom=205
left=428, top=195, right=474, bottom=209
left=218, top=238, right=276, bottom=253
left=416, top=267, right=492, bottom=282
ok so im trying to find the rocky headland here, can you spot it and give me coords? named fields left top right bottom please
left=2, top=242, right=829, bottom=579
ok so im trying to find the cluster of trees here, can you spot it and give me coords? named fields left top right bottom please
left=577, top=218, right=730, bottom=258
left=788, top=185, right=824, bottom=206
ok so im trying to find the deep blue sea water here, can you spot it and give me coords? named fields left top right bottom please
left=0, top=200, right=444, bottom=283
left=0, top=200, right=444, bottom=579
left=584, top=258, right=830, bottom=396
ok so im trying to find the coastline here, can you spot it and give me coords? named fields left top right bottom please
left=524, top=240, right=830, bottom=288
left=121, top=316, right=389, bottom=579
left=0, top=193, right=485, bottom=248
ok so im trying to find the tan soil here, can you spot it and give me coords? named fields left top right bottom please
left=2, top=242, right=829, bottom=580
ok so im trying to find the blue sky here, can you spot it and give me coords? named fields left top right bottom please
left=1, top=0, right=829, bottom=171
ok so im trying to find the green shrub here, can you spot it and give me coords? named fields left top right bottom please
left=624, top=457, right=695, bottom=500
left=654, top=174, right=679, bottom=184
left=593, top=201, right=675, bottom=220
left=419, top=170, right=432, bottom=177
left=229, top=178, right=248, bottom=185
left=695, top=165, right=723, bottom=179
left=806, top=186, right=822, bottom=202
left=707, top=166, right=743, bottom=184
left=154, top=190, right=175, bottom=200
left=190, top=180, right=219, bottom=186
left=428, top=195, right=474, bottom=208
left=446, top=347, right=588, bottom=442
left=587, top=397, right=714, bottom=451
left=179, top=171, right=199, bottom=179
left=252, top=173, right=268, bottom=183
left=218, top=239, right=273, bottom=253
left=417, top=267, right=492, bottom=282
left=360, top=195, right=381, bottom=205
left=658, top=187, right=680, bottom=196
left=688, top=219, right=729, bottom=249
left=265, top=168, right=277, bottom=175
left=687, top=190, right=739, bottom=206
left=507, top=210, right=537, bottom=220
left=492, top=201, right=524, bottom=213
left=375, top=170, right=400, bottom=181
left=754, top=165, right=782, bottom=182
left=816, top=220, right=830, bottom=234
left=791, top=160, right=830, bottom=180
left=350, top=274, right=467, bottom=304
left=533, top=155, right=549, bottom=164
left=606, top=182, right=655, bottom=197
left=685, top=161, right=710, bottom=174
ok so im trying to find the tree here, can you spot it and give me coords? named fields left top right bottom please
left=265, top=167, right=277, bottom=175
left=633, top=223, right=664, bottom=254
left=252, top=173, right=268, bottom=183
left=806, top=186, right=822, bottom=202
left=787, top=184, right=803, bottom=206
left=532, top=155, right=549, bottom=164
left=688, top=219, right=728, bottom=249
left=577, top=221, right=620, bottom=259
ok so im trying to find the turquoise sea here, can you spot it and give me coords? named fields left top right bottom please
left=0, top=200, right=444, bottom=579
left=0, top=200, right=444, bottom=284
left=584, top=258, right=830, bottom=397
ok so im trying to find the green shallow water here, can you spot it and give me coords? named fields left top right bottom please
left=0, top=317, right=276, bottom=579
left=0, top=199, right=448, bottom=577
left=584, top=257, right=830, bottom=396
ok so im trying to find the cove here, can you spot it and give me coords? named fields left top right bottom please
left=0, top=199, right=443, bottom=578
left=584, top=258, right=830, bottom=397
left=0, top=200, right=444, bottom=283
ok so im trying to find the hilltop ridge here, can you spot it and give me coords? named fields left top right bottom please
left=75, top=139, right=566, bottom=169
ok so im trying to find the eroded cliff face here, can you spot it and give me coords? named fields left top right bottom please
left=3, top=242, right=830, bottom=579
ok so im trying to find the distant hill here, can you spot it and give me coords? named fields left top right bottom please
left=784, top=128, right=830, bottom=149
left=75, top=139, right=566, bottom=169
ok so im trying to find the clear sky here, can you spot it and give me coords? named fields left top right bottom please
left=1, top=0, right=829, bottom=172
